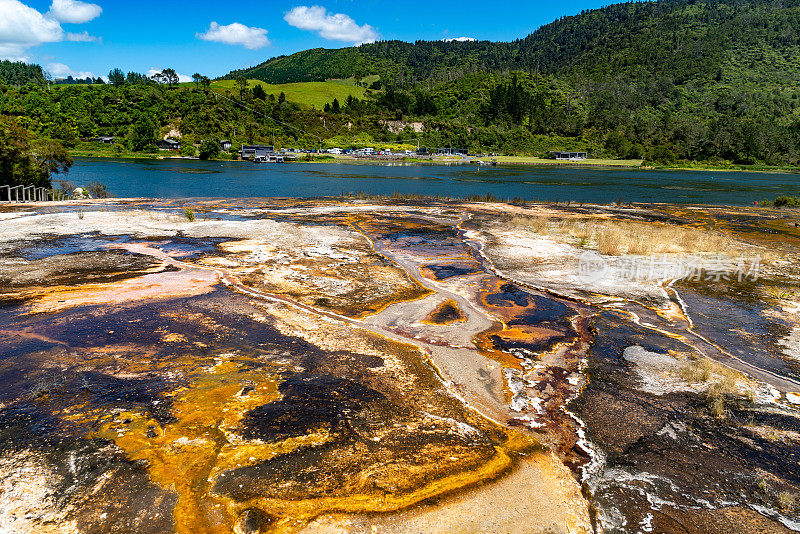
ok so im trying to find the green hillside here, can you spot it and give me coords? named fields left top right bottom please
left=218, top=0, right=800, bottom=165
left=224, top=48, right=374, bottom=84
left=203, top=78, right=370, bottom=109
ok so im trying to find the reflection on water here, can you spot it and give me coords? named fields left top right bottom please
left=67, top=157, right=800, bottom=205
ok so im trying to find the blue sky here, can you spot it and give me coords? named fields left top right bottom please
left=1, top=0, right=609, bottom=80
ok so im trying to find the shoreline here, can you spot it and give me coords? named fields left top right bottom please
left=67, top=152, right=800, bottom=173
left=5, top=196, right=799, bottom=213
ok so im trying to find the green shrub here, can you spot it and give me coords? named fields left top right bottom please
left=180, top=144, right=197, bottom=157
left=774, top=196, right=800, bottom=207
left=199, top=139, right=220, bottom=160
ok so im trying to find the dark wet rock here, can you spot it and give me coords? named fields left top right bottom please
left=425, top=300, right=466, bottom=324
left=652, top=506, right=793, bottom=534
left=424, top=264, right=480, bottom=280
left=5, top=366, right=176, bottom=426
left=573, top=312, right=800, bottom=532
left=217, top=373, right=497, bottom=502
left=239, top=374, right=392, bottom=442
left=573, top=389, right=669, bottom=455
left=0, top=403, right=176, bottom=534
left=0, top=250, right=162, bottom=292
left=238, top=508, right=275, bottom=533
left=72, top=459, right=177, bottom=534
left=676, top=280, right=800, bottom=381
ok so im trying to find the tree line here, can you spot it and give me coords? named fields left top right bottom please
left=3, top=66, right=800, bottom=167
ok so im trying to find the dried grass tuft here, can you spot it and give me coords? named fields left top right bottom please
left=510, top=215, right=740, bottom=256
left=679, top=355, right=751, bottom=418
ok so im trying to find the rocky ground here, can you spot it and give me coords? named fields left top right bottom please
left=0, top=198, right=798, bottom=533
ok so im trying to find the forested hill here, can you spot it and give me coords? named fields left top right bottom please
left=225, top=0, right=800, bottom=86
left=3, top=0, right=800, bottom=170
left=0, top=61, right=47, bottom=86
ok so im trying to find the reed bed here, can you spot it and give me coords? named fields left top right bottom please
left=510, top=215, right=740, bottom=256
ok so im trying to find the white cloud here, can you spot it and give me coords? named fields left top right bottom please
left=48, top=0, right=101, bottom=24
left=284, top=6, right=377, bottom=45
left=65, top=30, right=98, bottom=42
left=46, top=61, right=94, bottom=79
left=0, top=49, right=28, bottom=61
left=442, top=36, right=477, bottom=42
left=196, top=21, right=270, bottom=50
left=0, top=0, right=63, bottom=59
left=0, top=0, right=100, bottom=60
left=147, top=68, right=192, bottom=84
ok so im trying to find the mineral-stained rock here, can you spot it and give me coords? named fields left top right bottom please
left=0, top=250, right=163, bottom=294
left=5, top=198, right=798, bottom=533
left=422, top=299, right=466, bottom=325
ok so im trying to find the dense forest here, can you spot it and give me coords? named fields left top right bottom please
left=2, top=0, right=800, bottom=178
left=0, top=115, right=72, bottom=188
left=228, top=0, right=800, bottom=86
left=0, top=61, right=47, bottom=87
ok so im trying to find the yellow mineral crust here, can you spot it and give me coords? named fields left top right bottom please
left=73, top=357, right=283, bottom=533
left=222, top=445, right=517, bottom=534
left=299, top=449, right=592, bottom=534
left=54, top=297, right=537, bottom=534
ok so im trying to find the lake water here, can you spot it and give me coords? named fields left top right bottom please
left=64, top=157, right=800, bottom=205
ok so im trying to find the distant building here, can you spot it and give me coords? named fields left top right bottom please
left=552, top=151, right=588, bottom=160
left=416, top=147, right=428, bottom=155
left=89, top=136, right=115, bottom=144
left=156, top=139, right=180, bottom=150
left=436, top=148, right=468, bottom=155
left=220, top=140, right=232, bottom=151
left=328, top=148, right=343, bottom=155
left=240, top=145, right=274, bottom=160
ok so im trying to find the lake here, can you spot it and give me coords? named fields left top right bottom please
left=64, top=157, right=800, bottom=205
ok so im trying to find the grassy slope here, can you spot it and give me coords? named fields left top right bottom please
left=195, top=78, right=370, bottom=109
left=58, top=78, right=369, bottom=109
